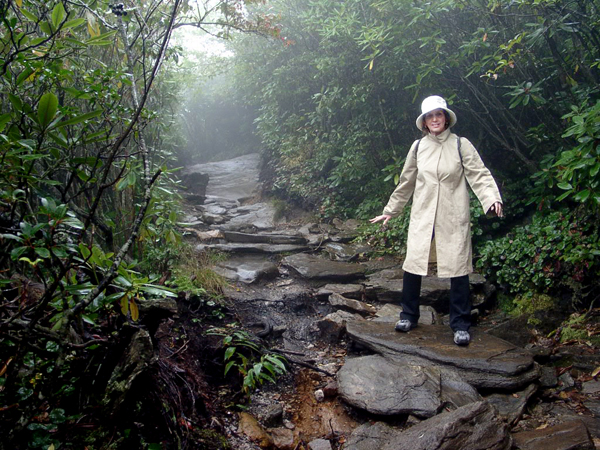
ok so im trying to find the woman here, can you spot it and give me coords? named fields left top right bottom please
left=370, top=95, right=503, bottom=346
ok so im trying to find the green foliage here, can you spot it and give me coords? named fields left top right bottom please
left=356, top=206, right=411, bottom=257
left=532, top=100, right=600, bottom=211
left=207, top=328, right=288, bottom=397
left=555, top=313, right=600, bottom=346
left=476, top=209, right=600, bottom=304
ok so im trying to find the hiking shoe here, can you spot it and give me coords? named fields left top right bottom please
left=453, top=330, right=470, bottom=346
left=395, top=319, right=416, bottom=332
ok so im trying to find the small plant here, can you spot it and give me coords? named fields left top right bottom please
left=207, top=328, right=287, bottom=397
left=553, top=312, right=600, bottom=346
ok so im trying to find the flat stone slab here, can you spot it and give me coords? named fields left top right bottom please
left=222, top=231, right=307, bottom=245
left=323, top=242, right=370, bottom=261
left=337, top=355, right=442, bottom=417
left=329, top=293, right=376, bottom=315
left=343, top=401, right=511, bottom=450
left=198, top=243, right=308, bottom=254
left=316, top=284, right=364, bottom=300
left=346, top=321, right=539, bottom=390
left=511, top=419, right=594, bottom=450
left=484, top=383, right=538, bottom=425
left=282, top=253, right=366, bottom=281
left=213, top=255, right=279, bottom=284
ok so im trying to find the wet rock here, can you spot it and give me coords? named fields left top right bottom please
left=308, top=438, right=333, bottom=450
left=187, top=153, right=260, bottom=201
left=484, top=384, right=538, bottom=425
left=337, top=355, right=442, bottom=418
left=317, top=311, right=362, bottom=343
left=343, top=401, right=511, bottom=450
left=485, top=315, right=536, bottom=348
left=364, top=268, right=403, bottom=302
left=328, top=293, right=376, bottom=316
left=181, top=170, right=209, bottom=189
left=346, top=321, right=539, bottom=390
left=282, top=253, right=366, bottom=282
left=439, top=368, right=482, bottom=408
left=203, top=204, right=228, bottom=215
left=581, top=380, right=600, bottom=395
left=511, top=419, right=594, bottom=450
left=316, top=283, right=364, bottom=300
left=222, top=231, right=307, bottom=245
left=183, top=229, right=224, bottom=241
left=551, top=346, right=600, bottom=372
left=103, top=329, right=156, bottom=414
left=539, top=366, right=558, bottom=388
left=200, top=242, right=307, bottom=254
left=223, top=203, right=277, bottom=231
left=261, top=403, right=284, bottom=427
left=269, top=427, right=295, bottom=450
left=558, top=371, right=576, bottom=390
left=322, top=381, right=338, bottom=398
left=323, top=242, right=370, bottom=261
left=238, top=412, right=273, bottom=448
left=202, top=212, right=227, bottom=225
left=213, top=255, right=279, bottom=284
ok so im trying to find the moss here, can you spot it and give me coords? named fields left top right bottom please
left=192, top=429, right=230, bottom=449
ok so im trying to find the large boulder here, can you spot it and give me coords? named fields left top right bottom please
left=337, top=355, right=442, bottom=418
left=346, top=321, right=539, bottom=390
left=343, top=401, right=511, bottom=450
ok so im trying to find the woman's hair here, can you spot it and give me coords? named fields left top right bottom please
left=422, top=110, right=452, bottom=136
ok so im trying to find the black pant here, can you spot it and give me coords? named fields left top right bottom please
left=400, top=271, right=471, bottom=331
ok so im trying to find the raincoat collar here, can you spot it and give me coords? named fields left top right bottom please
left=425, top=128, right=452, bottom=145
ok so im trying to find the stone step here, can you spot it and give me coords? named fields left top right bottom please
left=282, top=253, right=366, bottom=282
left=196, top=242, right=308, bottom=254
left=346, top=321, right=539, bottom=390
left=222, top=230, right=308, bottom=245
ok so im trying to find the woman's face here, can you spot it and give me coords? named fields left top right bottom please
left=424, top=109, right=447, bottom=135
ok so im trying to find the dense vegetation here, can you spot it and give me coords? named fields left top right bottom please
left=0, top=0, right=272, bottom=447
left=224, top=0, right=600, bottom=308
left=1, top=0, right=599, bottom=447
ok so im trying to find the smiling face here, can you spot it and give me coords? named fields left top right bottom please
left=424, top=109, right=447, bottom=135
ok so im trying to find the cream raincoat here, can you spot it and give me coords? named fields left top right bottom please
left=382, top=128, right=502, bottom=278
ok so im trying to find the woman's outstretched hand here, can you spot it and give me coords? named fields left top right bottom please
left=488, top=202, right=504, bottom=218
left=370, top=214, right=392, bottom=226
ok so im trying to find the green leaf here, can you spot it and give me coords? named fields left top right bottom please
left=0, top=113, right=11, bottom=132
left=20, top=9, right=38, bottom=22
left=556, top=182, right=573, bottom=190
left=57, top=109, right=103, bottom=128
left=224, top=346, right=236, bottom=361
left=139, top=285, right=177, bottom=297
left=63, top=18, right=86, bottom=29
left=224, top=360, right=235, bottom=377
left=16, top=67, right=35, bottom=86
left=38, top=93, right=59, bottom=129
left=9, top=94, right=23, bottom=112
left=51, top=3, right=66, bottom=31
left=35, top=247, right=51, bottom=258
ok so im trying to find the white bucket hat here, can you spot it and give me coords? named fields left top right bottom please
left=415, top=95, right=457, bottom=131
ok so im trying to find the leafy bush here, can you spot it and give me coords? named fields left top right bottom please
left=476, top=209, right=600, bottom=306
left=207, top=328, right=287, bottom=398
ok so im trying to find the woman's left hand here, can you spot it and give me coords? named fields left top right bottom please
left=488, top=202, right=503, bottom=218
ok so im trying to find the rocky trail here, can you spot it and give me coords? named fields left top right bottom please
left=164, top=153, right=600, bottom=449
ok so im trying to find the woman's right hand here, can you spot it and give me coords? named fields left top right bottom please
left=369, top=214, right=392, bottom=225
